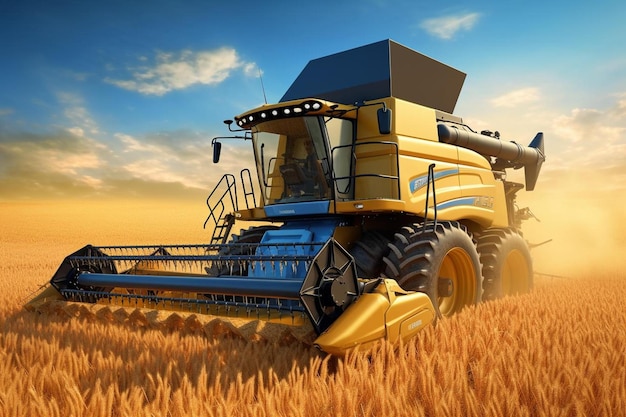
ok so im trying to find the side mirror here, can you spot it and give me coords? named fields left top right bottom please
left=212, top=140, right=222, bottom=163
left=377, top=107, right=392, bottom=135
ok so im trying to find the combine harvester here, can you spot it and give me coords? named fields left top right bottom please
left=28, top=40, right=545, bottom=355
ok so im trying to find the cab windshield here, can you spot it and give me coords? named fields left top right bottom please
left=254, top=117, right=329, bottom=205
left=253, top=116, right=352, bottom=205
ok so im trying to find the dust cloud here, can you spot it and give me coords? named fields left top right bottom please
left=517, top=169, right=626, bottom=277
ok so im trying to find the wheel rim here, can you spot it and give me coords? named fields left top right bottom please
left=501, top=249, right=530, bottom=295
left=438, top=247, right=477, bottom=316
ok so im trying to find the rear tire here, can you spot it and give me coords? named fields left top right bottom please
left=383, top=221, right=482, bottom=317
left=477, top=228, right=533, bottom=300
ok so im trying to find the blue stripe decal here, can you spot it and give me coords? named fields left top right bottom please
left=436, top=197, right=478, bottom=211
left=409, top=169, right=459, bottom=193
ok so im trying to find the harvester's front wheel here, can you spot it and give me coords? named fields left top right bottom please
left=477, top=228, right=533, bottom=300
left=383, top=221, right=481, bottom=317
left=349, top=231, right=391, bottom=279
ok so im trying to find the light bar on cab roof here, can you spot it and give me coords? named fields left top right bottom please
left=235, top=100, right=324, bottom=128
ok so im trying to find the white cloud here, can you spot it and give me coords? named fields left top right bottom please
left=115, top=132, right=165, bottom=154
left=0, top=118, right=250, bottom=198
left=67, top=127, right=85, bottom=137
left=57, top=92, right=100, bottom=135
left=491, top=87, right=541, bottom=108
left=40, top=149, right=103, bottom=176
left=554, top=107, right=625, bottom=144
left=114, top=130, right=222, bottom=190
left=544, top=95, right=626, bottom=178
left=78, top=175, right=104, bottom=188
left=243, top=62, right=260, bottom=77
left=0, top=108, right=13, bottom=116
left=124, top=157, right=188, bottom=184
left=420, top=12, right=481, bottom=40
left=613, top=92, right=626, bottom=118
left=0, top=129, right=110, bottom=197
left=106, top=47, right=255, bottom=96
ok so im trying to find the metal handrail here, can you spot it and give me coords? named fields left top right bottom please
left=330, top=140, right=401, bottom=200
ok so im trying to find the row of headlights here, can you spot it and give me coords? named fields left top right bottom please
left=236, top=100, right=324, bottom=127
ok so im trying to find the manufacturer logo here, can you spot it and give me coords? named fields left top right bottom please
left=408, top=319, right=423, bottom=330
left=473, top=196, right=494, bottom=209
left=409, top=169, right=459, bottom=193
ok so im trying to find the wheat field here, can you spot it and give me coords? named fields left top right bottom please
left=1, top=200, right=625, bottom=416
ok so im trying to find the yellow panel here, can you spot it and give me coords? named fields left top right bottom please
left=385, top=295, right=436, bottom=342
left=355, top=155, right=399, bottom=199
left=356, top=97, right=439, bottom=141
left=456, top=163, right=506, bottom=227
left=393, top=99, right=439, bottom=141
left=433, top=205, right=493, bottom=225
left=356, top=103, right=383, bottom=140
left=235, top=207, right=268, bottom=221
left=491, top=182, right=508, bottom=227
left=334, top=199, right=406, bottom=214
left=457, top=147, right=491, bottom=169
left=398, top=136, right=459, bottom=165
left=313, top=279, right=436, bottom=355
left=398, top=152, right=461, bottom=217
left=314, top=292, right=389, bottom=354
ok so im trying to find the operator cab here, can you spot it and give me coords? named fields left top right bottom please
left=252, top=114, right=354, bottom=207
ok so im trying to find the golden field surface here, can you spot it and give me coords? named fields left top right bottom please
left=1, top=200, right=625, bottom=416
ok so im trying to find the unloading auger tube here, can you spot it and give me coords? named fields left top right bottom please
left=26, top=239, right=436, bottom=355
left=437, top=123, right=545, bottom=191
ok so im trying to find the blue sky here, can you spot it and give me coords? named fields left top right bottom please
left=1, top=0, right=625, bottom=200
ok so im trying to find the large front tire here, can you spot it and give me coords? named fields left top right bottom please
left=383, top=221, right=482, bottom=317
left=349, top=230, right=391, bottom=279
left=477, top=228, right=533, bottom=300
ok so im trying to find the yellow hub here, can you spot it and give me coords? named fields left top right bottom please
left=437, top=247, right=477, bottom=316
left=501, top=249, right=531, bottom=295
